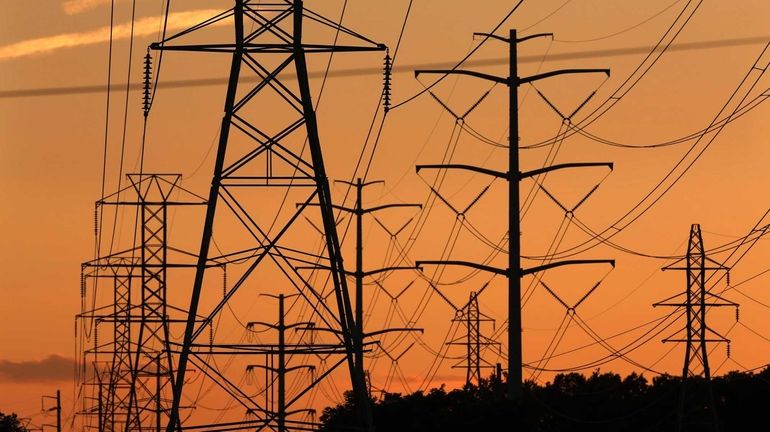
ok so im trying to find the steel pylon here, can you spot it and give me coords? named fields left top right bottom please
left=77, top=174, right=206, bottom=432
left=150, top=2, right=385, bottom=430
left=655, top=223, right=738, bottom=432
left=446, top=290, right=499, bottom=386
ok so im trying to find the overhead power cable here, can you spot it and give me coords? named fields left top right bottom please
left=527, top=40, right=770, bottom=261
left=553, top=0, right=682, bottom=43
left=522, top=0, right=703, bottom=150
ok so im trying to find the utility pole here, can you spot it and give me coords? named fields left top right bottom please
left=41, top=390, right=61, bottom=432
left=156, top=354, right=162, bottom=432
left=416, top=29, right=613, bottom=402
left=98, top=383, right=103, bottom=432
left=327, top=178, right=421, bottom=389
left=151, top=2, right=386, bottom=430
left=654, top=224, right=738, bottom=432
left=56, top=390, right=61, bottom=432
left=246, top=294, right=317, bottom=432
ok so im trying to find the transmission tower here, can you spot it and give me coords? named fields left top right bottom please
left=77, top=257, right=134, bottom=432
left=447, top=291, right=500, bottom=386
left=654, top=223, right=738, bottom=432
left=322, top=178, right=421, bottom=392
left=149, top=2, right=385, bottom=431
left=245, top=294, right=319, bottom=432
left=77, top=174, right=206, bottom=432
left=415, top=28, right=613, bottom=401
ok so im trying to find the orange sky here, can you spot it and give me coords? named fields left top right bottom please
left=2, top=0, right=770, bottom=430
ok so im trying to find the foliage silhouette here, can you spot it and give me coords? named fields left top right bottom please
left=320, top=367, right=770, bottom=431
left=0, top=412, right=28, bottom=432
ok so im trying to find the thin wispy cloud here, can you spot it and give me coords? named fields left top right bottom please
left=0, top=355, right=76, bottom=383
left=63, top=0, right=114, bottom=15
left=0, top=9, right=224, bottom=61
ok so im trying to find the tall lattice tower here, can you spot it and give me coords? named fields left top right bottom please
left=77, top=174, right=205, bottom=432
left=150, top=2, right=385, bottom=431
left=447, top=291, right=499, bottom=386
left=79, top=257, right=136, bottom=432
left=654, top=223, right=738, bottom=431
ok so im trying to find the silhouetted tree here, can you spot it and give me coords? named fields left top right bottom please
left=0, top=412, right=28, bottom=432
left=320, top=367, right=770, bottom=431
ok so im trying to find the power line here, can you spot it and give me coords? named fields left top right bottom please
left=525, top=40, right=770, bottom=262
left=2, top=36, right=767, bottom=99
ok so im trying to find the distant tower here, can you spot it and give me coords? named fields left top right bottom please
left=78, top=174, right=205, bottom=432
left=654, top=224, right=738, bottom=432
left=448, top=291, right=499, bottom=386
left=80, top=258, right=136, bottom=432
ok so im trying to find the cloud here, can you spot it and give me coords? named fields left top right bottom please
left=63, top=0, right=113, bottom=15
left=0, top=355, right=77, bottom=383
left=0, top=9, right=225, bottom=61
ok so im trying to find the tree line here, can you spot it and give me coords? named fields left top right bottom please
left=320, top=367, right=770, bottom=431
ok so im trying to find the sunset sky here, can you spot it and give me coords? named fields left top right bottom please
left=2, top=1, right=770, bottom=430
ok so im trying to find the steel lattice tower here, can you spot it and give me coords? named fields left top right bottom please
left=105, top=264, right=135, bottom=432
left=150, top=2, right=385, bottom=431
left=78, top=174, right=205, bottom=432
left=447, top=291, right=499, bottom=386
left=654, top=223, right=738, bottom=432
left=127, top=175, right=199, bottom=432
left=464, top=292, right=482, bottom=385
left=79, top=259, right=136, bottom=432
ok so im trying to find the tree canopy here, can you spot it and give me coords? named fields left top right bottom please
left=320, top=367, right=770, bottom=431
left=0, top=412, right=28, bottom=432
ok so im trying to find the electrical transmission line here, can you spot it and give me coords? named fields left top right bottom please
left=522, top=39, right=770, bottom=262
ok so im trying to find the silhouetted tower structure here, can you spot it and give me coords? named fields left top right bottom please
left=654, top=223, right=738, bottom=432
left=322, top=178, right=420, bottom=391
left=246, top=294, right=317, bottom=432
left=126, top=174, right=185, bottom=431
left=149, top=2, right=385, bottom=431
left=447, top=291, right=499, bottom=385
left=42, top=390, right=62, bottom=432
left=415, top=28, right=612, bottom=401
left=78, top=258, right=136, bottom=432
left=78, top=174, right=205, bottom=432
left=108, top=267, right=133, bottom=432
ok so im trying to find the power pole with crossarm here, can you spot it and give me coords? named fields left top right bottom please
left=333, top=178, right=422, bottom=387
left=306, top=178, right=423, bottom=394
left=246, top=294, right=317, bottom=432
left=415, top=29, right=614, bottom=402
